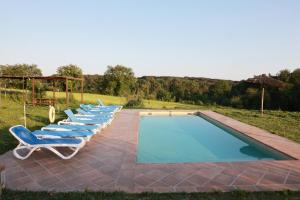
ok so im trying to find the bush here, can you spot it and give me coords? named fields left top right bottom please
left=230, top=96, right=243, bottom=108
left=125, top=97, right=144, bottom=108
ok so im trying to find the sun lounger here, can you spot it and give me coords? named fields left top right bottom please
left=65, top=109, right=112, bottom=120
left=9, top=125, right=85, bottom=160
left=42, top=124, right=99, bottom=133
left=33, top=129, right=95, bottom=141
left=97, top=99, right=105, bottom=106
left=63, top=109, right=113, bottom=126
left=80, top=104, right=118, bottom=113
left=76, top=108, right=113, bottom=117
left=97, top=99, right=123, bottom=110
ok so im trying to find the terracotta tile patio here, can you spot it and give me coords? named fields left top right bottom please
left=0, top=109, right=300, bottom=193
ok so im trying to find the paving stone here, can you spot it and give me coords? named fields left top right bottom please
left=259, top=173, right=286, bottom=185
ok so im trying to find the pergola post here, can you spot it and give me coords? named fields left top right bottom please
left=32, top=78, right=35, bottom=106
left=66, top=78, right=68, bottom=106
left=4, top=84, right=6, bottom=99
left=261, top=87, right=264, bottom=116
left=22, top=77, right=26, bottom=103
left=81, top=78, right=84, bottom=103
left=0, top=81, right=2, bottom=107
left=52, top=81, right=56, bottom=106
left=23, top=77, right=27, bottom=127
left=70, top=81, right=73, bottom=101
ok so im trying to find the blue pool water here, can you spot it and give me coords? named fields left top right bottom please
left=137, top=115, right=291, bottom=163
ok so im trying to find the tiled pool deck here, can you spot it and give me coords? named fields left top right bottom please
left=0, top=110, right=300, bottom=193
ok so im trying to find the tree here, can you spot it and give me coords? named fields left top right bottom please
left=156, top=89, right=172, bottom=101
left=243, top=87, right=260, bottom=108
left=56, top=64, right=83, bottom=92
left=56, top=64, right=83, bottom=78
left=169, top=79, right=184, bottom=102
left=277, top=69, right=291, bottom=82
left=209, top=80, right=232, bottom=105
left=83, top=75, right=104, bottom=93
left=102, top=65, right=136, bottom=96
left=290, top=68, right=300, bottom=110
left=291, top=68, right=300, bottom=86
left=0, top=64, right=42, bottom=77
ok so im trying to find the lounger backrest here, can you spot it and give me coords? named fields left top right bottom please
left=76, top=108, right=88, bottom=115
left=97, top=99, right=105, bottom=106
left=79, top=104, right=86, bottom=110
left=64, top=109, right=78, bottom=122
left=80, top=104, right=90, bottom=111
left=10, top=125, right=39, bottom=145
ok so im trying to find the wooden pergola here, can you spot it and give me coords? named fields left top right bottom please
left=0, top=76, right=84, bottom=106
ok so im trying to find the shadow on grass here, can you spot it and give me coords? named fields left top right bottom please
left=1, top=189, right=300, bottom=200
left=0, top=125, right=17, bottom=154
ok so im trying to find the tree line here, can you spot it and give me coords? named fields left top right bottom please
left=1, top=64, right=300, bottom=111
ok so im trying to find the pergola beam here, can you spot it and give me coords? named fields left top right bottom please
left=0, top=76, right=83, bottom=81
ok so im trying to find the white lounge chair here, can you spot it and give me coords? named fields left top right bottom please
left=41, top=124, right=99, bottom=134
left=9, top=125, right=85, bottom=160
left=62, top=109, right=113, bottom=126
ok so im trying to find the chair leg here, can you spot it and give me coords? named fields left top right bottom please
left=46, top=146, right=80, bottom=159
left=13, top=144, right=38, bottom=160
left=12, top=138, right=84, bottom=160
left=0, top=165, right=5, bottom=191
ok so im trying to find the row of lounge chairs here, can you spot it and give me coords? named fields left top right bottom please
left=9, top=100, right=122, bottom=160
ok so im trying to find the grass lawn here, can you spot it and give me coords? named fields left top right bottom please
left=0, top=96, right=75, bottom=154
left=2, top=190, right=300, bottom=200
left=46, top=91, right=205, bottom=109
left=46, top=91, right=128, bottom=106
left=214, top=107, right=300, bottom=143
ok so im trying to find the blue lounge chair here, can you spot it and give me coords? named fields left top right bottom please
left=62, top=109, right=113, bottom=126
left=9, top=125, right=85, bottom=160
left=33, top=129, right=95, bottom=141
left=97, top=99, right=123, bottom=110
left=76, top=108, right=113, bottom=117
left=42, top=124, right=100, bottom=133
left=97, top=99, right=105, bottom=106
left=97, top=98, right=122, bottom=108
left=66, top=109, right=112, bottom=120
left=80, top=104, right=118, bottom=113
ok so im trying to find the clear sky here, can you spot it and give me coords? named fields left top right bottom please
left=0, top=0, right=299, bottom=80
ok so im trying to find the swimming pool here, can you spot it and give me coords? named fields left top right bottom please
left=137, top=114, right=291, bottom=163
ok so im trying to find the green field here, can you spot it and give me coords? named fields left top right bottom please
left=0, top=96, right=71, bottom=154
left=46, top=91, right=127, bottom=106
left=214, top=107, right=300, bottom=143
left=46, top=91, right=204, bottom=109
